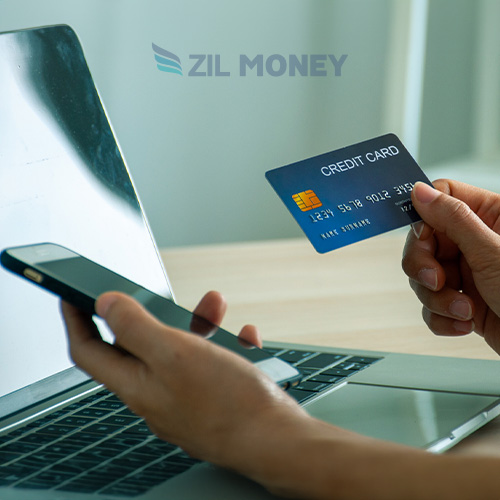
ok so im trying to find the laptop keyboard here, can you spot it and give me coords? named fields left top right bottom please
left=0, top=390, right=200, bottom=497
left=0, top=348, right=381, bottom=497
left=262, top=347, right=382, bottom=403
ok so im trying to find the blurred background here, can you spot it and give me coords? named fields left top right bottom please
left=1, top=0, right=498, bottom=247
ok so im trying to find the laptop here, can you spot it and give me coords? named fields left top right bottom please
left=2, top=24, right=500, bottom=500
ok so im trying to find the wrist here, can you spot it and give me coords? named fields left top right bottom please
left=247, top=417, right=500, bottom=500
left=219, top=398, right=313, bottom=496
left=230, top=412, right=431, bottom=500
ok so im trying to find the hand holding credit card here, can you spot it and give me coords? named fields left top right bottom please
left=265, top=133, right=432, bottom=253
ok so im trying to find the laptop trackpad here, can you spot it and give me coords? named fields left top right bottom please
left=303, top=382, right=499, bottom=449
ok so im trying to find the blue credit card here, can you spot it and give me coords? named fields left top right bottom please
left=265, top=133, right=432, bottom=253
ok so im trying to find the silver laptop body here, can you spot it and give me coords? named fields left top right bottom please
left=2, top=25, right=500, bottom=500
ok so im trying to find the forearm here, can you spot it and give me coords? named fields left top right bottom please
left=233, top=414, right=500, bottom=500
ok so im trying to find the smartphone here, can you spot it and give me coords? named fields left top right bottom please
left=1, top=243, right=301, bottom=389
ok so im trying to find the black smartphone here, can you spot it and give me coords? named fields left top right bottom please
left=1, top=243, right=301, bottom=389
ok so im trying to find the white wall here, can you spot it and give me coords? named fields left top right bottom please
left=1, top=0, right=497, bottom=247
left=417, top=0, right=500, bottom=191
left=0, top=0, right=395, bottom=247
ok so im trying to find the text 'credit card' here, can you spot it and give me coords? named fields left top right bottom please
left=265, top=134, right=432, bottom=253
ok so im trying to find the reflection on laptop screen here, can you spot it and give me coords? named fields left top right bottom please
left=0, top=26, right=171, bottom=408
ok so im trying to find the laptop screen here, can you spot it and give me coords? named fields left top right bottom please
left=0, top=25, right=172, bottom=411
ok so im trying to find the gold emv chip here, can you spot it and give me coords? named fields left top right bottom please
left=292, top=190, right=322, bottom=212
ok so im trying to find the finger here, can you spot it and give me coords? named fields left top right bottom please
left=95, top=292, right=174, bottom=361
left=422, top=307, right=475, bottom=337
left=60, top=300, right=101, bottom=343
left=441, top=258, right=468, bottom=291
left=60, top=301, right=141, bottom=391
left=408, top=179, right=452, bottom=242
left=412, top=180, right=494, bottom=262
left=409, top=280, right=474, bottom=321
left=238, top=324, right=262, bottom=348
left=409, top=179, right=457, bottom=242
left=193, top=290, right=227, bottom=326
left=432, top=179, right=500, bottom=228
left=402, top=229, right=444, bottom=291
left=412, top=182, right=500, bottom=272
left=411, top=221, right=433, bottom=241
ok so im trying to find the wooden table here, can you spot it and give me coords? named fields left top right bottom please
left=161, top=230, right=500, bottom=456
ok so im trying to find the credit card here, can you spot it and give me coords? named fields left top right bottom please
left=265, top=133, right=432, bottom=253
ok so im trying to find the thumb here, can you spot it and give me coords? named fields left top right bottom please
left=96, top=291, right=166, bottom=359
left=412, top=182, right=500, bottom=271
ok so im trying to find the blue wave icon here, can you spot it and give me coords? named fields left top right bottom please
left=152, top=43, right=183, bottom=76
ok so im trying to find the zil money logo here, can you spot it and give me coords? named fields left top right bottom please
left=152, top=43, right=183, bottom=76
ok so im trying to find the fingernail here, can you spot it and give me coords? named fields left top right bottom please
left=412, top=221, right=425, bottom=239
left=449, top=300, right=472, bottom=320
left=453, top=320, right=474, bottom=334
left=418, top=268, right=438, bottom=291
left=413, top=182, right=439, bottom=204
left=96, top=293, right=118, bottom=317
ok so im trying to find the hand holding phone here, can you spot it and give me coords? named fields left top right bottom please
left=60, top=283, right=309, bottom=481
left=1, top=243, right=301, bottom=388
